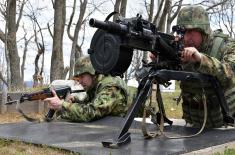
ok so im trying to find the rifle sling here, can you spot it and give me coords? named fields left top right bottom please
left=16, top=101, right=42, bottom=123
left=141, top=106, right=163, bottom=139
left=141, top=82, right=209, bottom=139
left=141, top=84, right=165, bottom=139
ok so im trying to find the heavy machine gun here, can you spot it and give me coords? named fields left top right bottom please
left=88, top=13, right=184, bottom=76
left=88, top=13, right=234, bottom=148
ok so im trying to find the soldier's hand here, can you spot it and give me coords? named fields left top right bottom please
left=149, top=52, right=157, bottom=61
left=67, top=95, right=75, bottom=103
left=181, top=47, right=202, bottom=63
left=44, top=89, right=62, bottom=110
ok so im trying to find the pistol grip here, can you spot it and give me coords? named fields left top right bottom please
left=45, top=109, right=55, bottom=122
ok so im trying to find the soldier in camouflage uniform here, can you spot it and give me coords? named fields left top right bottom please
left=45, top=56, right=129, bottom=122
left=177, top=5, right=235, bottom=128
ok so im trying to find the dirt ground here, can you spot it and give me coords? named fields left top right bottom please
left=0, top=112, right=78, bottom=155
left=0, top=113, right=44, bottom=124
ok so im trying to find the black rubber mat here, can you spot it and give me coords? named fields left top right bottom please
left=0, top=117, right=234, bottom=155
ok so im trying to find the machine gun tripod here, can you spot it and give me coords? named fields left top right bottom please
left=101, top=68, right=235, bottom=148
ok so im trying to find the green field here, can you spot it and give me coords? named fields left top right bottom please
left=214, top=148, right=235, bottom=155
left=154, top=81, right=183, bottom=119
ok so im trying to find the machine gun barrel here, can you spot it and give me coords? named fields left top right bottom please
left=89, top=18, right=128, bottom=34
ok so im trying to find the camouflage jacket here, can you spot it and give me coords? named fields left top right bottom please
left=60, top=74, right=128, bottom=122
left=181, top=30, right=235, bottom=128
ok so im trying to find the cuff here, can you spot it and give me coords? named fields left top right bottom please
left=62, top=101, right=72, bottom=110
left=195, top=53, right=210, bottom=72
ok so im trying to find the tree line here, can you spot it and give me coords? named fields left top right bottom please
left=0, top=0, right=234, bottom=90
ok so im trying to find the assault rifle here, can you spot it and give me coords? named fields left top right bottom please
left=88, top=13, right=235, bottom=148
left=6, top=83, right=85, bottom=122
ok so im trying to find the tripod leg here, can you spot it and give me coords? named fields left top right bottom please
left=102, top=78, right=153, bottom=148
left=155, top=84, right=173, bottom=125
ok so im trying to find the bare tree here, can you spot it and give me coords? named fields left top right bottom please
left=221, top=1, right=234, bottom=38
left=113, top=0, right=121, bottom=21
left=67, top=0, right=107, bottom=78
left=50, top=0, right=66, bottom=82
left=0, top=71, right=7, bottom=86
left=120, top=0, right=127, bottom=17
left=0, top=82, right=7, bottom=113
left=67, top=0, right=87, bottom=79
left=6, top=0, right=21, bottom=89
left=26, top=13, right=46, bottom=87
left=31, top=19, right=45, bottom=87
left=33, top=43, right=44, bottom=87
left=166, top=0, right=183, bottom=33
left=20, top=25, right=34, bottom=85
left=113, top=0, right=128, bottom=21
left=0, top=0, right=26, bottom=90
left=208, top=0, right=234, bottom=38
left=4, top=1, right=11, bottom=87
left=124, top=50, right=143, bottom=83
left=148, top=0, right=183, bottom=33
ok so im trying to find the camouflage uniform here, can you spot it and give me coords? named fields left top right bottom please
left=177, top=6, right=235, bottom=128
left=60, top=56, right=129, bottom=122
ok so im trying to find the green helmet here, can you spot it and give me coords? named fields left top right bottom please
left=177, top=6, right=211, bottom=35
left=74, top=56, right=95, bottom=76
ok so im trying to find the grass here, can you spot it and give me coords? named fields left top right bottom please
left=0, top=113, right=43, bottom=124
left=161, top=90, right=182, bottom=119
left=214, top=148, right=235, bottom=155
left=150, top=81, right=183, bottom=119
left=0, top=113, right=79, bottom=155
left=6, top=85, right=49, bottom=93
left=0, top=139, right=79, bottom=155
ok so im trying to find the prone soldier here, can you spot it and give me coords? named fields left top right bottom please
left=44, top=56, right=131, bottom=122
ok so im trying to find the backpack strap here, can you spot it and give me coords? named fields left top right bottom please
left=210, top=29, right=228, bottom=59
left=96, top=75, right=128, bottom=102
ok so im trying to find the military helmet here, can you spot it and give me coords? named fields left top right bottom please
left=74, top=56, right=95, bottom=76
left=177, top=6, right=211, bottom=35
